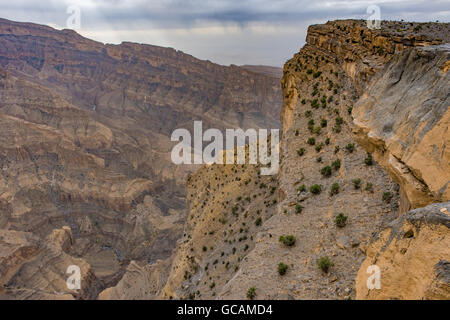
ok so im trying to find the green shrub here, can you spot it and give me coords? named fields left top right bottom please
left=247, top=287, right=257, bottom=300
left=330, top=182, right=340, bottom=195
left=313, top=71, right=322, bottom=78
left=297, top=184, right=306, bottom=192
left=307, top=137, right=316, bottom=145
left=311, top=99, right=319, bottom=109
left=301, top=99, right=307, bottom=105
left=383, top=192, right=393, bottom=202
left=310, top=184, right=322, bottom=194
left=313, top=126, right=322, bottom=135
left=317, top=256, right=334, bottom=273
left=345, top=143, right=355, bottom=153
left=352, top=178, right=362, bottom=189
left=364, top=153, right=374, bottom=165
left=347, top=106, right=353, bottom=115
left=331, top=159, right=341, bottom=170
left=255, top=217, right=262, bottom=226
left=315, top=143, right=324, bottom=152
left=334, top=146, right=340, bottom=154
left=320, top=166, right=332, bottom=177
left=278, top=262, right=289, bottom=276
left=305, top=110, right=312, bottom=117
left=333, top=124, right=342, bottom=133
left=320, top=118, right=327, bottom=127
left=334, top=213, right=348, bottom=228
left=306, top=69, right=313, bottom=74
left=295, top=204, right=303, bottom=213
left=279, top=235, right=296, bottom=247
left=325, top=137, right=330, bottom=145
left=335, top=117, right=344, bottom=125
left=297, top=148, right=306, bottom=156
left=365, top=182, right=374, bottom=192
left=202, top=246, right=207, bottom=252
left=295, top=129, right=299, bottom=136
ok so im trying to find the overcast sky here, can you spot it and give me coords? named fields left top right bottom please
left=1, top=0, right=449, bottom=66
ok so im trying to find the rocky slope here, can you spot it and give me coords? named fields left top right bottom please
left=162, top=20, right=449, bottom=300
left=0, top=18, right=282, bottom=299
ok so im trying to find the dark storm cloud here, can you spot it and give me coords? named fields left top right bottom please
left=0, top=0, right=448, bottom=65
left=3, top=0, right=449, bottom=27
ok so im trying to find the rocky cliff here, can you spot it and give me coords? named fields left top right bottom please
left=0, top=18, right=282, bottom=299
left=163, top=20, right=449, bottom=300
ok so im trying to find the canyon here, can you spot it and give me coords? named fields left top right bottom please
left=0, top=18, right=282, bottom=299
left=0, top=18, right=449, bottom=300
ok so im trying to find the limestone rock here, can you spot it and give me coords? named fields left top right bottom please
left=356, top=202, right=450, bottom=299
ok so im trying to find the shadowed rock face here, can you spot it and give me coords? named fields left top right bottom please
left=0, top=18, right=282, bottom=299
left=353, top=45, right=450, bottom=210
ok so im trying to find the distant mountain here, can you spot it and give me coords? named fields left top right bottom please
left=241, top=65, right=283, bottom=79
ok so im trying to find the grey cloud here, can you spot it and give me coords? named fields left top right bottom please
left=0, top=0, right=448, bottom=66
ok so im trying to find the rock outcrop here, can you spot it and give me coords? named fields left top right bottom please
left=353, top=45, right=450, bottom=210
left=356, top=202, right=450, bottom=299
left=0, top=227, right=100, bottom=299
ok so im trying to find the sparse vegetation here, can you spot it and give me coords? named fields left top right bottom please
left=330, top=182, right=340, bottom=195
left=307, top=137, right=316, bottom=145
left=247, top=287, right=257, bottom=300
left=345, top=143, right=355, bottom=153
left=279, top=235, right=296, bottom=247
left=347, top=106, right=353, bottom=115
left=255, top=217, right=262, bottom=226
left=310, top=184, right=322, bottom=194
left=297, top=148, right=306, bottom=156
left=335, top=213, right=348, bottom=228
left=317, top=256, right=334, bottom=273
left=364, top=153, right=374, bottom=166
left=320, top=165, right=332, bottom=177
left=352, top=178, right=362, bottom=189
left=278, top=262, right=289, bottom=276
left=365, top=182, right=374, bottom=193
left=331, top=159, right=341, bottom=170
left=383, top=191, right=393, bottom=202
left=315, top=143, right=324, bottom=152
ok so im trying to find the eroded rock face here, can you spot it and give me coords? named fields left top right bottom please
left=353, top=45, right=450, bottom=210
left=356, top=202, right=450, bottom=300
left=0, top=227, right=100, bottom=299
left=98, top=258, right=172, bottom=300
